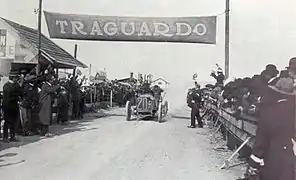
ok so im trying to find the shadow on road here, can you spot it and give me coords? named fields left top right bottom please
left=0, top=112, right=107, bottom=152
left=0, top=153, right=17, bottom=158
left=0, top=152, right=23, bottom=168
left=0, top=160, right=25, bottom=168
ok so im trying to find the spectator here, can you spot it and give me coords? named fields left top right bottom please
left=2, top=73, right=22, bottom=142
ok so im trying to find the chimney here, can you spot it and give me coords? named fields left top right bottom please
left=130, top=72, right=134, bottom=79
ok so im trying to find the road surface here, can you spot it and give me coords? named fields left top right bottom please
left=0, top=110, right=244, bottom=180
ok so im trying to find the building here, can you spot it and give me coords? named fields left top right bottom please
left=151, top=77, right=170, bottom=89
left=0, top=17, right=87, bottom=90
left=91, top=70, right=108, bottom=84
left=117, top=72, right=137, bottom=84
left=0, top=17, right=87, bottom=73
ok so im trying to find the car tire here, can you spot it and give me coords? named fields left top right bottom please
left=158, top=102, right=162, bottom=122
left=126, top=101, right=132, bottom=121
left=164, top=101, right=168, bottom=116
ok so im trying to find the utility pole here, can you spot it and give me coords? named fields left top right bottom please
left=89, top=64, right=92, bottom=80
left=225, top=0, right=230, bottom=79
left=73, top=44, right=78, bottom=76
left=36, top=0, right=42, bottom=76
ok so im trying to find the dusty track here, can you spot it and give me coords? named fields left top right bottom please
left=0, top=111, right=243, bottom=180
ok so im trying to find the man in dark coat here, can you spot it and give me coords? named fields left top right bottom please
left=38, top=74, right=58, bottom=136
left=211, top=68, right=225, bottom=86
left=20, top=82, right=36, bottom=136
left=239, top=60, right=295, bottom=180
left=30, top=83, right=40, bottom=134
left=187, top=82, right=202, bottom=128
left=78, top=88, right=86, bottom=119
left=240, top=86, right=295, bottom=180
left=70, top=76, right=84, bottom=119
left=57, top=86, right=68, bottom=124
left=69, top=76, right=79, bottom=119
left=140, top=82, right=153, bottom=95
left=2, top=74, right=22, bottom=142
left=152, top=85, right=164, bottom=104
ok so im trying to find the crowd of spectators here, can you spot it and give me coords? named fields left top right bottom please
left=208, top=64, right=280, bottom=118
left=0, top=66, right=141, bottom=142
left=204, top=58, right=296, bottom=180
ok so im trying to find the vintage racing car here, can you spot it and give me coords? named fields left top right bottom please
left=125, top=92, right=168, bottom=122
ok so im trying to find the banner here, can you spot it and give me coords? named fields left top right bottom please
left=44, top=11, right=217, bottom=44
left=0, top=29, right=7, bottom=57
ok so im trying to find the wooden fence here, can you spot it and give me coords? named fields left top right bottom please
left=207, top=103, right=257, bottom=148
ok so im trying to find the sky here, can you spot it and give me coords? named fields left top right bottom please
left=1, top=0, right=296, bottom=88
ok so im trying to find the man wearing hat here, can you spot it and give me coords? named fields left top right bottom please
left=238, top=59, right=295, bottom=180
left=211, top=68, right=225, bottom=87
left=187, top=82, right=203, bottom=128
left=57, top=86, right=69, bottom=124
left=152, top=85, right=164, bottom=104
left=265, top=64, right=279, bottom=85
left=2, top=72, right=22, bottom=142
left=38, top=74, right=59, bottom=136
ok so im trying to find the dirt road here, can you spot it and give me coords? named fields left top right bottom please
left=0, top=112, right=242, bottom=180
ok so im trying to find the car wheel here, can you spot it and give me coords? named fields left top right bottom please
left=158, top=102, right=162, bottom=122
left=164, top=101, right=168, bottom=116
left=126, top=101, right=132, bottom=121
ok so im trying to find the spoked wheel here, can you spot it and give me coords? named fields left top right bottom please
left=126, top=101, right=132, bottom=121
left=158, top=102, right=163, bottom=123
left=163, top=101, right=168, bottom=116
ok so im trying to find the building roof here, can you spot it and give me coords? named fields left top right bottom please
left=0, top=17, right=87, bottom=68
left=152, top=77, right=169, bottom=84
left=118, top=77, right=137, bottom=83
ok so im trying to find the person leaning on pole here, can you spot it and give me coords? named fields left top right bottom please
left=238, top=58, right=296, bottom=180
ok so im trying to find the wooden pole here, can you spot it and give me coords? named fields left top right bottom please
left=90, top=88, right=93, bottom=104
left=89, top=64, right=91, bottom=80
left=36, top=0, right=42, bottom=76
left=225, top=0, right=230, bottom=79
left=73, top=44, right=78, bottom=75
left=110, top=90, right=113, bottom=107
left=56, top=68, right=59, bottom=78
left=219, top=137, right=251, bottom=169
left=94, top=86, right=97, bottom=102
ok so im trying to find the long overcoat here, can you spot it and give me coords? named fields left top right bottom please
left=251, top=85, right=295, bottom=180
left=38, top=82, right=57, bottom=126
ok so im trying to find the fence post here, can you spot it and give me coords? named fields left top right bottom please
left=94, top=86, right=97, bottom=102
left=90, top=89, right=93, bottom=104
left=110, top=90, right=113, bottom=107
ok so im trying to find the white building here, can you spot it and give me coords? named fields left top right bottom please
left=0, top=17, right=87, bottom=91
left=151, top=77, right=170, bottom=90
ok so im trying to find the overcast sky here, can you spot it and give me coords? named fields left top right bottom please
left=1, top=0, right=296, bottom=88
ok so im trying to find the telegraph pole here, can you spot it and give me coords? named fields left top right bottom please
left=36, top=0, right=42, bottom=76
left=73, top=44, right=78, bottom=75
left=225, top=0, right=230, bottom=79
left=89, top=64, right=92, bottom=79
